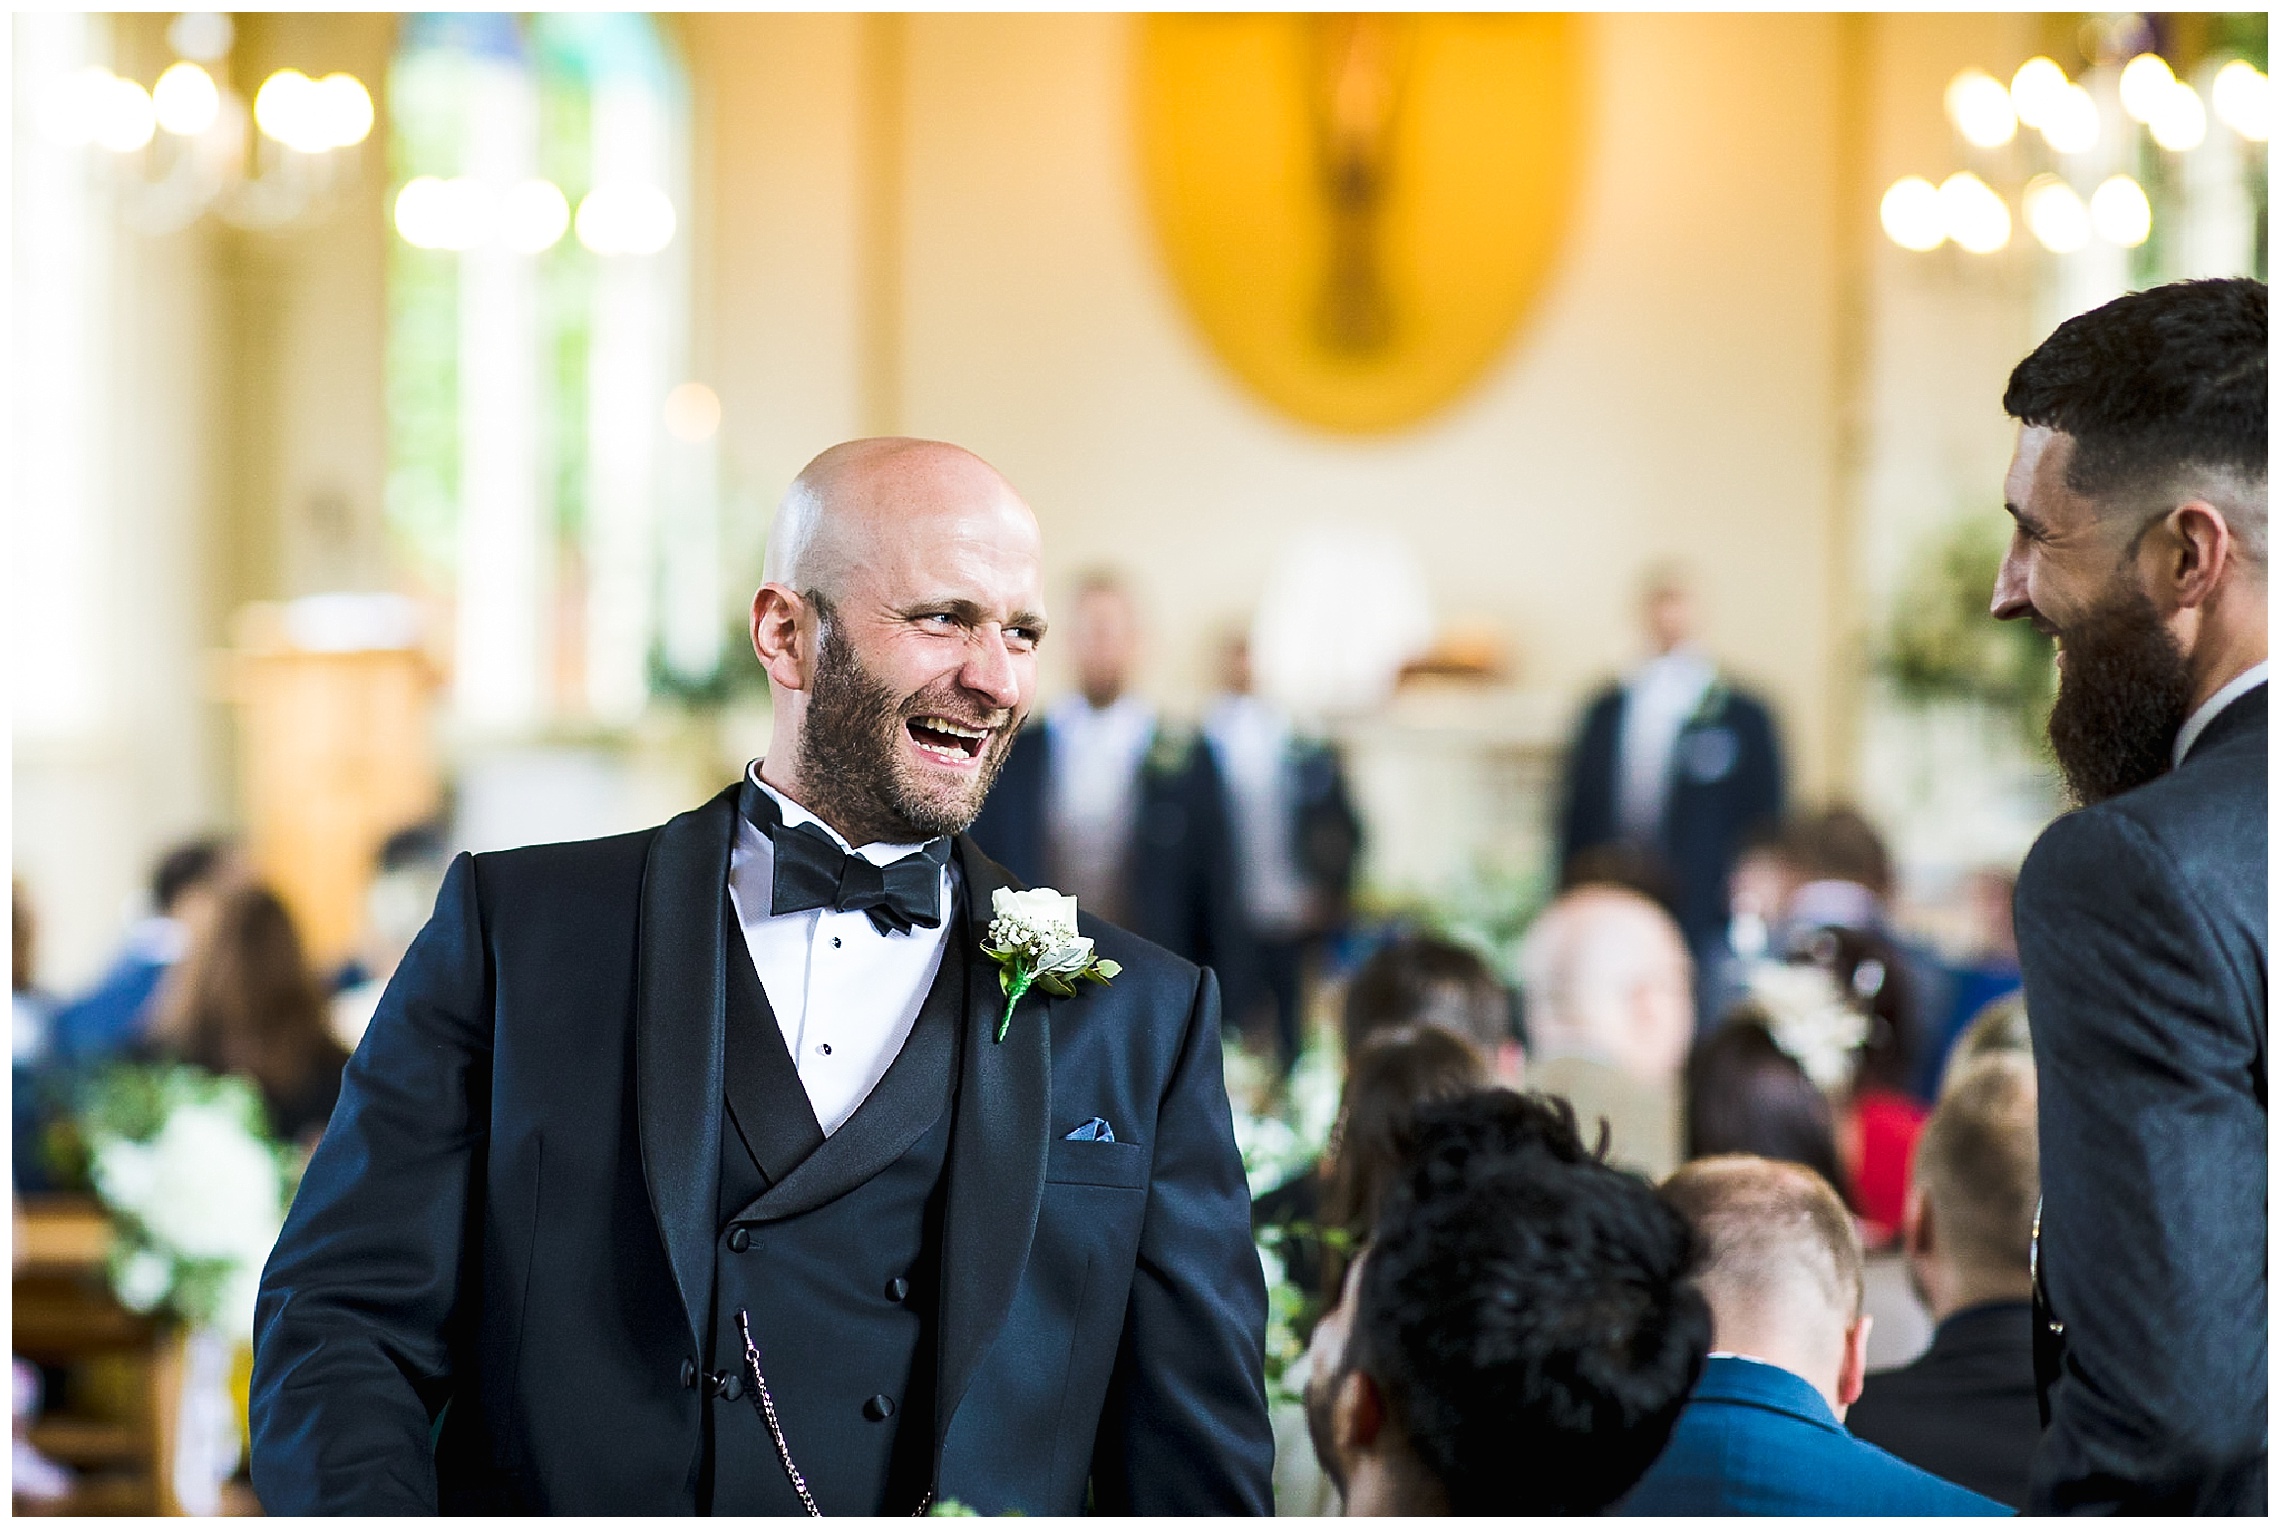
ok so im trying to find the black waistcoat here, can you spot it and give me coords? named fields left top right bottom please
left=701, top=896, right=966, bottom=1516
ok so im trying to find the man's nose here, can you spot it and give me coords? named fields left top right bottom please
left=1990, top=541, right=2032, bottom=622
left=962, top=626, right=1024, bottom=710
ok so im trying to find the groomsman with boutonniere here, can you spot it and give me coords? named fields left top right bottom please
left=247, top=439, right=1274, bottom=1515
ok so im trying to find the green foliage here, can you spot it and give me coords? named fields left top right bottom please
left=1879, top=513, right=2056, bottom=741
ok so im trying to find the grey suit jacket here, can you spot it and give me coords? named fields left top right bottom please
left=2018, top=683, right=2267, bottom=1515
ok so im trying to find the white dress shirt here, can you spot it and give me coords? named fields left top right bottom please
left=1617, top=643, right=1717, bottom=840
left=1045, top=693, right=1157, bottom=921
left=2172, top=660, right=2268, bottom=768
left=727, top=766, right=956, bottom=1136
left=1204, top=693, right=1310, bottom=934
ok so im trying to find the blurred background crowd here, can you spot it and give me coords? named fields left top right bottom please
left=9, top=8, right=2267, bottom=1515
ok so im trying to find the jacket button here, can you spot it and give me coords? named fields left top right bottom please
left=885, top=1276, right=910, bottom=1303
left=681, top=1359, right=698, bottom=1390
left=714, top=1372, right=745, bottom=1402
left=727, top=1226, right=751, bottom=1253
left=863, top=1394, right=896, bottom=1421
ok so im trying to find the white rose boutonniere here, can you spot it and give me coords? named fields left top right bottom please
left=982, top=887, right=1121, bottom=1042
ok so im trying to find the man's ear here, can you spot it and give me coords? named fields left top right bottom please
left=1903, top=1186, right=1933, bottom=1260
left=751, top=584, right=814, bottom=691
left=1333, top=1368, right=1385, bottom=1456
left=2160, top=501, right=2237, bottom=610
left=1835, top=1314, right=1873, bottom=1416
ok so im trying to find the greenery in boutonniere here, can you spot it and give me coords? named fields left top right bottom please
left=980, top=888, right=1121, bottom=1043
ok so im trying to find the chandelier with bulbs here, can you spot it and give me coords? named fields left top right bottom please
left=40, top=12, right=374, bottom=236
left=1880, top=29, right=2268, bottom=261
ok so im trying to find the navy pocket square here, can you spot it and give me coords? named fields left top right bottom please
left=1065, top=1117, right=1116, bottom=1143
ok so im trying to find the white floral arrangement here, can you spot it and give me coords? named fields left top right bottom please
left=80, top=1065, right=293, bottom=1342
left=1743, top=961, right=1870, bottom=1093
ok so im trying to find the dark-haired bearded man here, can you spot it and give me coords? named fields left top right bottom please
left=249, top=438, right=1273, bottom=1514
left=1990, top=276, right=2267, bottom=1515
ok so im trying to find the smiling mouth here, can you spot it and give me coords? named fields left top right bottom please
left=905, top=715, right=994, bottom=764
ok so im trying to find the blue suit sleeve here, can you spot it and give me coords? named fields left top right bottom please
left=249, top=852, right=493, bottom=1514
left=2017, top=809, right=2268, bottom=1512
left=1091, top=967, right=1275, bottom=1513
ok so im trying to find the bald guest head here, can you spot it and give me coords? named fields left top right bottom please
left=1515, top=887, right=1693, bottom=1081
left=751, top=438, right=1047, bottom=846
left=1662, top=1155, right=1872, bottom=1419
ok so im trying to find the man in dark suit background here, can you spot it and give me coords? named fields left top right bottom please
left=1847, top=1051, right=2041, bottom=1509
left=1555, top=569, right=1785, bottom=1007
left=1990, top=276, right=2267, bottom=1515
left=249, top=439, right=1273, bottom=1514
left=1620, top=1155, right=2001, bottom=1515
left=969, top=573, right=1254, bottom=1009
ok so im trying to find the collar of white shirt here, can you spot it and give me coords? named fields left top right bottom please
left=2172, top=660, right=2269, bottom=769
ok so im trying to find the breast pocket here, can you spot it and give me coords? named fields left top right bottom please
left=1046, top=1136, right=1147, bottom=1190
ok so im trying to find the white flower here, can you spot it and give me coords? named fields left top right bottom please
left=102, top=1103, right=285, bottom=1266
left=986, top=887, right=1094, bottom=972
left=115, top=1249, right=174, bottom=1313
left=1745, top=961, right=1870, bottom=1093
left=993, top=886, right=1078, bottom=938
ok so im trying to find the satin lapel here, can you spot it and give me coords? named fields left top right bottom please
left=635, top=782, right=739, bottom=1355
left=934, top=837, right=1051, bottom=1449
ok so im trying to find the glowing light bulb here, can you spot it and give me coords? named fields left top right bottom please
left=255, top=69, right=318, bottom=150
left=1939, top=171, right=2011, bottom=254
left=2010, top=57, right=2071, bottom=128
left=1945, top=68, right=2018, bottom=148
left=2039, top=82, right=2101, bottom=155
left=313, top=73, right=374, bottom=150
left=2118, top=53, right=2176, bottom=123
left=394, top=176, right=493, bottom=252
left=2023, top=175, right=2090, bottom=253
left=499, top=179, right=570, bottom=254
left=2089, top=175, right=2152, bottom=247
left=663, top=383, right=722, bottom=443
left=152, top=61, right=219, bottom=137
left=2212, top=60, right=2272, bottom=142
left=575, top=185, right=677, bottom=256
left=2146, top=81, right=2208, bottom=152
left=93, top=73, right=157, bottom=153
left=1880, top=176, right=1946, bottom=251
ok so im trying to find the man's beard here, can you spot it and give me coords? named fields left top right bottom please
left=1302, top=1353, right=1352, bottom=1500
left=794, top=622, right=1017, bottom=843
left=2045, top=579, right=2194, bottom=806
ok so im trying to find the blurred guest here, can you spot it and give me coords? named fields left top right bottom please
left=1253, top=935, right=1510, bottom=1300
left=971, top=572, right=1252, bottom=999
left=1555, top=568, right=1786, bottom=1002
left=1622, top=1156, right=2001, bottom=1514
left=1933, top=867, right=2023, bottom=1076
left=1695, top=823, right=1800, bottom=1025
left=150, top=884, right=350, bottom=1150
left=1204, top=633, right=1362, bottom=1070
left=1797, top=924, right=1928, bottom=1248
left=13, top=884, right=57, bottom=1193
left=49, top=837, right=237, bottom=1067
left=1306, top=1092, right=1710, bottom=1515
left=1848, top=1053, right=2041, bottom=1509
left=1684, top=1014, right=1847, bottom=1201
left=1993, top=277, right=2266, bottom=1515
left=1514, top=886, right=1692, bottom=1178
left=1942, top=992, right=2029, bottom=1084
left=328, top=822, right=451, bottom=1053
left=1775, top=806, right=1952, bottom=1101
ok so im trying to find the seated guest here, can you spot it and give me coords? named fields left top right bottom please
left=1305, top=1092, right=1711, bottom=1514
left=1515, top=886, right=1693, bottom=1177
left=1847, top=1054, right=2041, bottom=1509
left=1684, top=1013, right=1849, bottom=1201
left=148, top=883, right=351, bottom=1150
left=1942, top=993, right=2029, bottom=1084
left=1621, top=1155, right=2002, bottom=1514
left=50, top=836, right=237, bottom=1067
left=1801, top=923, right=1929, bottom=1247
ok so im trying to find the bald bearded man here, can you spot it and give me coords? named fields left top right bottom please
left=249, top=440, right=1273, bottom=1515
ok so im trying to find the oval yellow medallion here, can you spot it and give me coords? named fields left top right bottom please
left=1137, top=13, right=1587, bottom=435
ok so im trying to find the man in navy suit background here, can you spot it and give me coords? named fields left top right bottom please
left=1991, top=276, right=2267, bottom=1514
left=1620, top=1155, right=2001, bottom=1515
left=249, top=440, right=1272, bottom=1514
left=1554, top=569, right=1786, bottom=1007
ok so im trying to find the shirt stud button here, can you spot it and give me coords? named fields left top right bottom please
left=886, top=1276, right=910, bottom=1303
left=817, top=1042, right=833, bottom=1057
left=727, top=1226, right=751, bottom=1253
left=832, top=936, right=843, bottom=948
left=863, top=1394, right=896, bottom=1421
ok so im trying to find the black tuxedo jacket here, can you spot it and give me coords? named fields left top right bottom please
left=248, top=784, right=1273, bottom=1514
left=1555, top=678, right=1785, bottom=954
left=1846, top=1300, right=2040, bottom=1510
left=970, top=722, right=1254, bottom=1005
left=2018, top=683, right=2267, bottom=1515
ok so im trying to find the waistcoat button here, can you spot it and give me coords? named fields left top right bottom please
left=714, top=1372, right=745, bottom=1401
left=863, top=1394, right=896, bottom=1421
left=885, top=1276, right=911, bottom=1303
left=727, top=1226, right=751, bottom=1253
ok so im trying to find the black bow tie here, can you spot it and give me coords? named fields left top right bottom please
left=740, top=782, right=951, bottom=936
